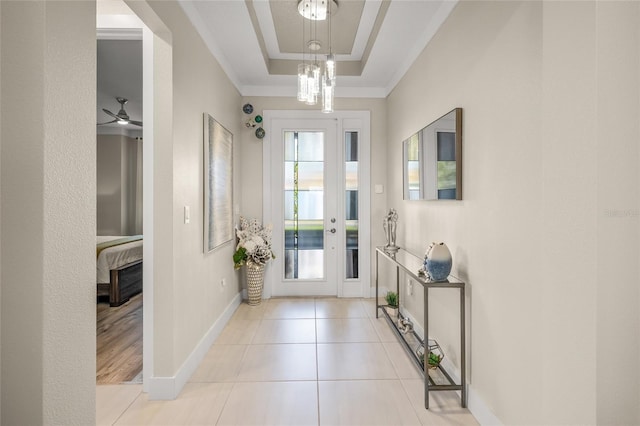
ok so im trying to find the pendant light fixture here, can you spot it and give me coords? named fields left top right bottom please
left=296, top=0, right=337, bottom=113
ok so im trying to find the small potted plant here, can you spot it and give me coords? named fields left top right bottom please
left=384, top=291, right=398, bottom=317
left=427, top=351, right=443, bottom=369
left=385, top=290, right=398, bottom=308
left=416, top=339, right=444, bottom=370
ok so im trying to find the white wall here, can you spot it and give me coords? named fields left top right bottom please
left=387, top=1, right=639, bottom=424
left=97, top=134, right=124, bottom=234
left=0, top=1, right=96, bottom=424
left=97, top=133, right=142, bottom=235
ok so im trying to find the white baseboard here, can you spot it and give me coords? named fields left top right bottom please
left=147, top=292, right=242, bottom=400
left=467, top=384, right=502, bottom=425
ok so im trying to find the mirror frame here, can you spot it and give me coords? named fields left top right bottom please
left=403, top=108, right=462, bottom=200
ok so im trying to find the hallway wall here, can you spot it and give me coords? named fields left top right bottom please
left=0, top=1, right=97, bottom=424
left=140, top=1, right=243, bottom=381
left=387, top=1, right=639, bottom=424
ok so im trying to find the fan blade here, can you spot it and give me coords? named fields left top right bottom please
left=130, top=120, right=143, bottom=127
left=97, top=119, right=117, bottom=126
left=102, top=109, right=120, bottom=120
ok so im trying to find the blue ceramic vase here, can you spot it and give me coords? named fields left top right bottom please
left=424, top=242, right=452, bottom=281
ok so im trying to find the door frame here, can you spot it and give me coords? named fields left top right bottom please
left=262, top=110, right=371, bottom=298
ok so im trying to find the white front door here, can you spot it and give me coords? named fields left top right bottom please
left=263, top=111, right=370, bottom=298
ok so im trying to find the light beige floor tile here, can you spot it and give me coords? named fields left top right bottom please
left=189, top=344, right=247, bottom=382
left=232, top=302, right=267, bottom=320
left=383, top=341, right=423, bottom=379
left=263, top=298, right=316, bottom=319
left=401, top=379, right=479, bottom=425
left=251, top=319, right=316, bottom=344
left=361, top=297, right=387, bottom=318
left=114, top=382, right=233, bottom=425
left=237, top=343, right=317, bottom=381
left=371, top=315, right=400, bottom=342
left=316, top=318, right=379, bottom=343
left=217, top=381, right=318, bottom=426
left=96, top=384, right=142, bottom=426
left=315, top=298, right=368, bottom=318
left=317, top=342, right=397, bottom=380
left=319, top=380, right=421, bottom=425
left=216, top=319, right=261, bottom=344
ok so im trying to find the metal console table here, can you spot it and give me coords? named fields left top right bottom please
left=375, top=246, right=466, bottom=409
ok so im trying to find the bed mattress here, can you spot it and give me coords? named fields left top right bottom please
left=97, top=236, right=143, bottom=284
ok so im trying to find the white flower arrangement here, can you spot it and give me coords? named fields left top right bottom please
left=233, top=217, right=275, bottom=269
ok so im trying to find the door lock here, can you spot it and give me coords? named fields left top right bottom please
left=326, top=228, right=337, bottom=234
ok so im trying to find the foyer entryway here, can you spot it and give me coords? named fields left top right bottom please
left=263, top=111, right=371, bottom=299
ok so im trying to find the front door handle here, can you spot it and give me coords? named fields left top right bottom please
left=325, top=228, right=336, bottom=234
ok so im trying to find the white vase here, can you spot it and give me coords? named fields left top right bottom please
left=424, top=242, right=452, bottom=281
left=246, top=262, right=265, bottom=306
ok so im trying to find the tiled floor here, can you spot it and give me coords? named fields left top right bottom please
left=97, top=297, right=478, bottom=425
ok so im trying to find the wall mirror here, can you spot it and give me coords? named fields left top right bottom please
left=403, top=108, right=462, bottom=200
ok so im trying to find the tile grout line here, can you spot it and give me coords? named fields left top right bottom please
left=109, top=386, right=144, bottom=426
left=314, top=298, right=321, bottom=426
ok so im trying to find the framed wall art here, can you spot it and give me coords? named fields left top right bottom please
left=204, top=113, right=233, bottom=253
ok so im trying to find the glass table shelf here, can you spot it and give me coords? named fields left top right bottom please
left=375, top=246, right=466, bottom=409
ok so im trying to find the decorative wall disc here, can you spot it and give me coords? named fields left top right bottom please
left=255, top=127, right=265, bottom=139
left=242, top=103, right=254, bottom=114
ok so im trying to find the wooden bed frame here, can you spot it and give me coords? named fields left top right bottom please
left=97, top=260, right=143, bottom=307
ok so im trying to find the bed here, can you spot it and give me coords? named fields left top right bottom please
left=97, top=236, right=143, bottom=306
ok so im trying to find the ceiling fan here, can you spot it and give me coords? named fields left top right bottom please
left=98, top=97, right=142, bottom=127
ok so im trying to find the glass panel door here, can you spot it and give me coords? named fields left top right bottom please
left=265, top=112, right=370, bottom=298
left=345, top=131, right=359, bottom=279
left=270, top=118, right=338, bottom=296
left=284, top=131, right=325, bottom=279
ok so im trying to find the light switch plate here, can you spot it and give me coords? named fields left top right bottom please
left=375, top=184, right=384, bottom=194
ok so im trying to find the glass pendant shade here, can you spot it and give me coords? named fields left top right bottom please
left=311, top=64, right=321, bottom=95
left=297, top=0, right=336, bottom=110
left=297, top=63, right=309, bottom=102
left=321, top=77, right=334, bottom=113
left=296, top=63, right=318, bottom=105
left=326, top=54, right=336, bottom=81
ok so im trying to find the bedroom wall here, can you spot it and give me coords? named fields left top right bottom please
left=387, top=1, right=639, bottom=424
left=139, top=1, right=243, bottom=380
left=0, top=1, right=96, bottom=424
left=97, top=133, right=143, bottom=235
left=97, top=134, right=124, bottom=234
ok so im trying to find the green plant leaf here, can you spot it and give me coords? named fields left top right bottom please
left=233, top=247, right=247, bottom=268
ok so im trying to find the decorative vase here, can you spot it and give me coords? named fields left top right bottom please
left=246, top=262, right=265, bottom=306
left=424, top=242, right=452, bottom=281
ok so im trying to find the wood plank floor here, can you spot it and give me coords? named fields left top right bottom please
left=96, top=293, right=143, bottom=385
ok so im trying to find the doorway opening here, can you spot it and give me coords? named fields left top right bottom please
left=96, top=29, right=144, bottom=385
